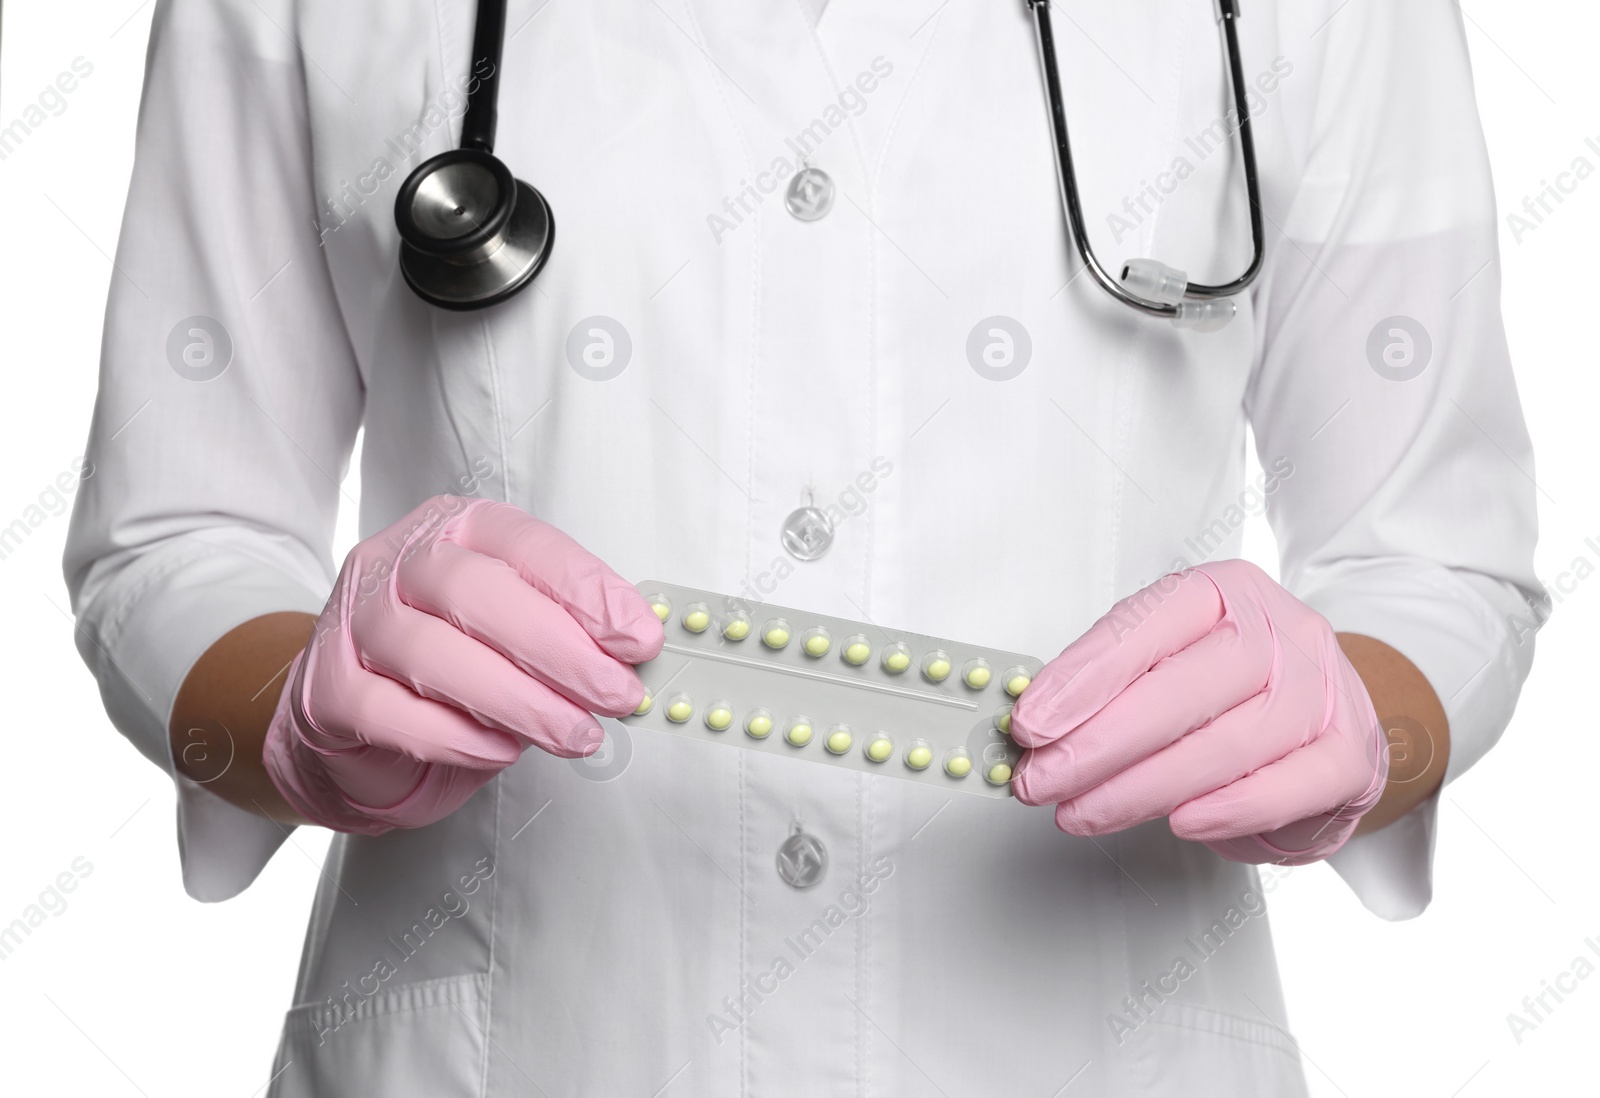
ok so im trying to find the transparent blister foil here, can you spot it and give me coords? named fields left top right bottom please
left=622, top=582, right=1041, bottom=799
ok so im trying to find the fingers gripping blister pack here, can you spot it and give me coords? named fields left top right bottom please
left=621, top=582, right=1043, bottom=799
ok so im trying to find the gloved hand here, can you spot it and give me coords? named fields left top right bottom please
left=264, top=495, right=662, bottom=834
left=1010, top=560, right=1389, bottom=864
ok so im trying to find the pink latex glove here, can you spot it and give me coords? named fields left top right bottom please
left=1010, top=560, right=1389, bottom=864
left=264, top=495, right=663, bottom=834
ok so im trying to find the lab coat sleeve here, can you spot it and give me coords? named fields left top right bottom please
left=1245, top=3, right=1544, bottom=919
left=62, top=0, right=363, bottom=901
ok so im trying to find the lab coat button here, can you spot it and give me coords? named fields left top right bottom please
left=785, top=167, right=835, bottom=221
left=781, top=506, right=834, bottom=561
left=776, top=828, right=828, bottom=889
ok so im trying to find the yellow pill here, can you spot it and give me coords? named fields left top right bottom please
left=804, top=634, right=831, bottom=657
left=746, top=713, right=774, bottom=738
left=706, top=707, right=733, bottom=731
left=723, top=619, right=751, bottom=640
left=884, top=651, right=911, bottom=673
left=684, top=610, right=710, bottom=633
left=925, top=658, right=952, bottom=682
left=650, top=601, right=671, bottom=622
left=786, top=723, right=813, bottom=747
left=764, top=627, right=790, bottom=648
left=987, top=762, right=1014, bottom=785
left=965, top=665, right=992, bottom=689
left=906, top=745, right=933, bottom=770
left=844, top=642, right=872, bottom=665
left=826, top=729, right=853, bottom=754
left=634, top=692, right=654, bottom=715
left=667, top=700, right=693, bottom=723
left=945, top=754, right=973, bottom=778
left=997, top=710, right=1012, bottom=735
left=1006, top=674, right=1032, bottom=697
left=866, top=737, right=893, bottom=762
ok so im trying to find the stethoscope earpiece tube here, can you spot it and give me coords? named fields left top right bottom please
left=394, top=0, right=554, bottom=311
left=1026, top=0, right=1263, bottom=328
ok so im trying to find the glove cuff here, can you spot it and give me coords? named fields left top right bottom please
left=261, top=649, right=395, bottom=836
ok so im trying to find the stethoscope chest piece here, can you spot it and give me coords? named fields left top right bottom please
left=395, top=147, right=554, bottom=311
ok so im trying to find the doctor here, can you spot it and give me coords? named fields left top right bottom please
left=66, top=1, right=1540, bottom=1095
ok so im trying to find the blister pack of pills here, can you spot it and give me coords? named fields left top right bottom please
left=620, top=581, right=1043, bottom=799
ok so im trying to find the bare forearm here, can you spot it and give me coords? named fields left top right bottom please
left=1338, top=633, right=1450, bottom=836
left=169, top=611, right=317, bottom=825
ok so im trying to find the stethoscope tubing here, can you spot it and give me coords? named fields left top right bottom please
left=399, top=0, right=1266, bottom=320
left=1026, top=0, right=1265, bottom=317
left=460, top=0, right=506, bottom=153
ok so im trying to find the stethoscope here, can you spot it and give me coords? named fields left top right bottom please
left=395, top=0, right=1264, bottom=329
left=393, top=0, right=552, bottom=310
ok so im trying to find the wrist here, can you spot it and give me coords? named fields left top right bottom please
left=168, top=610, right=319, bottom=825
left=1338, top=632, right=1451, bottom=837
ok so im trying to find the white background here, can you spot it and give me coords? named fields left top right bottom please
left=0, top=2, right=1595, bottom=1095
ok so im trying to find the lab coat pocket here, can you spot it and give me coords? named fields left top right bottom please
left=1132, top=1002, right=1308, bottom=1097
left=267, top=972, right=489, bottom=1098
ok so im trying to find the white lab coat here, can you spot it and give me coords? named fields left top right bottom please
left=65, top=1, right=1541, bottom=1094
